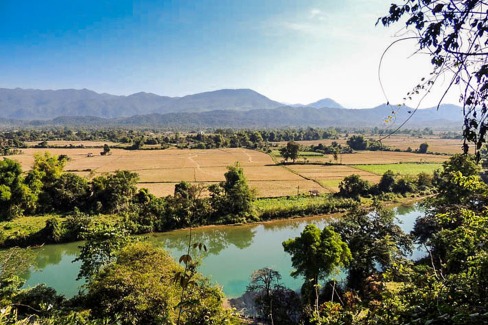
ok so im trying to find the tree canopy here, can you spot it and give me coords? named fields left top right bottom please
left=283, top=224, right=351, bottom=310
left=280, top=141, right=300, bottom=163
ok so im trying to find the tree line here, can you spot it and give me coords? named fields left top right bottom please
left=0, top=126, right=444, bottom=153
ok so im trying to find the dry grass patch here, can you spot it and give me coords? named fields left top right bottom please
left=137, top=168, right=198, bottom=182
left=139, top=182, right=193, bottom=198
left=25, top=140, right=123, bottom=148
left=288, top=164, right=376, bottom=179
left=248, top=180, right=327, bottom=197
left=380, top=136, right=464, bottom=154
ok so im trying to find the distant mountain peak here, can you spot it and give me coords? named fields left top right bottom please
left=307, top=98, right=343, bottom=109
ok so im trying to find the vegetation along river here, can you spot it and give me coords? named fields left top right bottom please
left=22, top=204, right=425, bottom=298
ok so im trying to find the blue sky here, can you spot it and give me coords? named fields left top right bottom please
left=0, top=0, right=458, bottom=108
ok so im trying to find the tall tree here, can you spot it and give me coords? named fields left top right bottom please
left=25, top=152, right=69, bottom=212
left=332, top=205, right=413, bottom=293
left=346, top=135, right=368, bottom=151
left=283, top=225, right=351, bottom=311
left=90, top=170, right=139, bottom=214
left=246, top=268, right=301, bottom=324
left=280, top=141, right=300, bottom=163
left=338, top=174, right=371, bottom=200
left=86, top=242, right=233, bottom=324
left=209, top=163, right=255, bottom=222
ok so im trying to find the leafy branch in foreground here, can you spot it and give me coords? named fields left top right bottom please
left=379, top=0, right=488, bottom=159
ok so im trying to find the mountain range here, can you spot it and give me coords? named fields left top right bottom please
left=0, top=88, right=464, bottom=129
left=0, top=88, right=284, bottom=119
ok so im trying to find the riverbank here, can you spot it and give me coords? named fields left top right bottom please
left=20, top=201, right=425, bottom=300
left=0, top=193, right=428, bottom=249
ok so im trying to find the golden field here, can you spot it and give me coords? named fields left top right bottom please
left=24, top=140, right=125, bottom=148
left=284, top=135, right=465, bottom=155
left=5, top=148, right=321, bottom=197
left=304, top=151, right=448, bottom=165
left=3, top=144, right=451, bottom=197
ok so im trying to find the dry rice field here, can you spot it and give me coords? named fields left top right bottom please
left=6, top=147, right=322, bottom=197
left=4, top=146, right=450, bottom=197
left=305, top=151, right=448, bottom=165
left=287, top=164, right=382, bottom=192
left=24, top=140, right=124, bottom=148
left=289, top=135, right=465, bottom=155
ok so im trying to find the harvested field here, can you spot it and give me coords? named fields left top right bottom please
left=290, top=135, right=465, bottom=155
left=4, top=146, right=448, bottom=197
left=305, top=151, right=448, bottom=165
left=380, top=136, right=465, bottom=154
left=4, top=148, right=317, bottom=198
left=248, top=180, right=327, bottom=197
left=287, top=164, right=381, bottom=192
left=25, top=140, right=124, bottom=148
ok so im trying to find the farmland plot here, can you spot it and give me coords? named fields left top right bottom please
left=287, top=164, right=381, bottom=192
left=305, top=151, right=447, bottom=165
left=352, top=163, right=442, bottom=175
left=5, top=148, right=319, bottom=198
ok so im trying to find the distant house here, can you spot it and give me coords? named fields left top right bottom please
left=87, top=153, right=94, bottom=157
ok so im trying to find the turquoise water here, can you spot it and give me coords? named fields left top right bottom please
left=22, top=204, right=424, bottom=298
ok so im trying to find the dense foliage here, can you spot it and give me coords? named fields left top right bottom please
left=241, top=154, right=487, bottom=324
left=337, top=168, right=433, bottom=201
left=0, top=234, right=237, bottom=324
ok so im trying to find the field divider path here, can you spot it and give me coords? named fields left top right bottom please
left=267, top=152, right=329, bottom=192
left=240, top=149, right=254, bottom=163
left=187, top=153, right=224, bottom=180
left=348, top=164, right=381, bottom=176
left=89, top=153, right=124, bottom=176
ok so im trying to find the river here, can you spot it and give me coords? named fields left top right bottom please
left=22, top=203, right=424, bottom=298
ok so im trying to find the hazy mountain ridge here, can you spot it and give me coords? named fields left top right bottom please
left=6, top=104, right=462, bottom=130
left=0, top=88, right=283, bottom=119
left=0, top=88, right=463, bottom=129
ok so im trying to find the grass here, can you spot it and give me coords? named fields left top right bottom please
left=254, top=195, right=357, bottom=220
left=255, top=195, right=332, bottom=212
left=352, top=163, right=442, bottom=175
left=0, top=213, right=123, bottom=247
left=1, top=215, right=57, bottom=241
left=298, top=151, right=324, bottom=157
left=318, top=179, right=343, bottom=191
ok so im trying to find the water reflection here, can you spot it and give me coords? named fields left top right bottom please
left=152, top=225, right=257, bottom=256
left=22, top=241, right=83, bottom=298
left=34, top=241, right=80, bottom=269
left=395, top=204, right=418, bottom=216
left=20, top=203, right=424, bottom=298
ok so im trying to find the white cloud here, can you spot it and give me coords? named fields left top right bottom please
left=309, top=8, right=326, bottom=21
